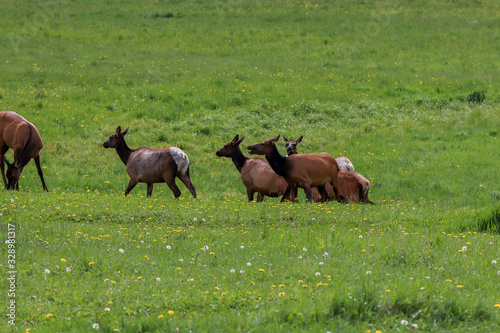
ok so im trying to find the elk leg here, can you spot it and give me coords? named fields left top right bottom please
left=34, top=155, right=48, bottom=192
left=124, top=178, right=139, bottom=196
left=316, top=185, right=328, bottom=203
left=0, top=147, right=9, bottom=189
left=177, top=170, right=197, bottom=198
left=0, top=156, right=7, bottom=189
left=146, top=183, right=154, bottom=197
left=256, top=193, right=264, bottom=202
left=246, top=188, right=256, bottom=202
left=302, top=184, right=313, bottom=203
left=281, top=185, right=295, bottom=203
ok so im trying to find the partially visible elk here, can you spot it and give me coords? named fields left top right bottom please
left=103, top=126, right=196, bottom=198
left=216, top=135, right=293, bottom=202
left=283, top=136, right=355, bottom=172
left=247, top=135, right=340, bottom=203
left=284, top=135, right=374, bottom=204
left=336, top=172, right=375, bottom=204
left=0, top=111, right=48, bottom=191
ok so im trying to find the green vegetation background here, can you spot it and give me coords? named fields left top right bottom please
left=0, top=0, right=499, bottom=332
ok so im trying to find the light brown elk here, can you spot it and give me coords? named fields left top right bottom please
left=283, top=136, right=355, bottom=172
left=103, top=126, right=196, bottom=198
left=284, top=135, right=374, bottom=204
left=216, top=135, right=293, bottom=202
left=247, top=135, right=340, bottom=203
left=0, top=111, right=48, bottom=191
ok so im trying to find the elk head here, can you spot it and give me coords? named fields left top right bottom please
left=247, top=135, right=280, bottom=156
left=216, top=135, right=245, bottom=157
left=103, top=126, right=129, bottom=149
left=283, top=136, right=302, bottom=156
left=4, top=158, right=21, bottom=190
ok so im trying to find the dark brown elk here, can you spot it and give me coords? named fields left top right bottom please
left=216, top=135, right=293, bottom=202
left=0, top=111, right=48, bottom=191
left=284, top=135, right=374, bottom=204
left=103, top=126, right=196, bottom=198
left=283, top=136, right=355, bottom=172
left=247, top=135, right=340, bottom=203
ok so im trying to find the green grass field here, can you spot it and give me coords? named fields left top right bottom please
left=1, top=0, right=499, bottom=332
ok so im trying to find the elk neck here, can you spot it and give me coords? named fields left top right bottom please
left=115, top=140, right=133, bottom=165
left=231, top=146, right=248, bottom=173
left=265, top=145, right=287, bottom=177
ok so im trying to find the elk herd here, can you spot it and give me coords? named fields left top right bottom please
left=1, top=110, right=374, bottom=205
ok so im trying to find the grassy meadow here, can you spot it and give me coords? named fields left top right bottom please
left=1, top=0, right=499, bottom=331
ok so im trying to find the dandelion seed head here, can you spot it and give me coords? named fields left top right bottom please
left=92, top=323, right=100, bottom=329
left=166, top=245, right=171, bottom=250
left=44, top=269, right=50, bottom=274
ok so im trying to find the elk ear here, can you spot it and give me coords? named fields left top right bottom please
left=236, top=136, right=245, bottom=145
left=116, top=126, right=122, bottom=134
left=297, top=136, right=303, bottom=143
left=283, top=135, right=289, bottom=142
left=270, top=135, right=280, bottom=143
left=3, top=157, right=11, bottom=167
left=123, top=127, right=129, bottom=135
left=232, top=135, right=239, bottom=142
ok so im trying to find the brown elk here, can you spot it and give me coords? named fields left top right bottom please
left=216, top=135, right=293, bottom=202
left=284, top=135, right=374, bottom=204
left=247, top=135, right=340, bottom=203
left=283, top=136, right=355, bottom=172
left=0, top=111, right=48, bottom=191
left=103, top=126, right=196, bottom=198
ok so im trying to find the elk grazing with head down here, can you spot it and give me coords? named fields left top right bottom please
left=247, top=135, right=340, bottom=203
left=103, top=126, right=196, bottom=198
left=284, top=135, right=374, bottom=204
left=216, top=135, right=292, bottom=202
left=0, top=111, right=48, bottom=191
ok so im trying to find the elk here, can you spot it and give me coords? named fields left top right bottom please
left=0, top=111, right=48, bottom=191
left=103, top=126, right=196, bottom=198
left=283, top=136, right=355, bottom=172
left=216, top=135, right=293, bottom=202
left=247, top=135, right=340, bottom=203
left=284, top=135, right=374, bottom=204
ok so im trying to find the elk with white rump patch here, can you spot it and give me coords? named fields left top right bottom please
left=103, top=126, right=196, bottom=198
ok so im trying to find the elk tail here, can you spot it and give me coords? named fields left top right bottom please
left=172, top=148, right=190, bottom=176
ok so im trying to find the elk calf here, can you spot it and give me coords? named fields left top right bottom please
left=103, top=127, right=196, bottom=198
left=247, top=135, right=340, bottom=203
left=216, top=135, right=292, bottom=202
left=0, top=111, right=48, bottom=191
